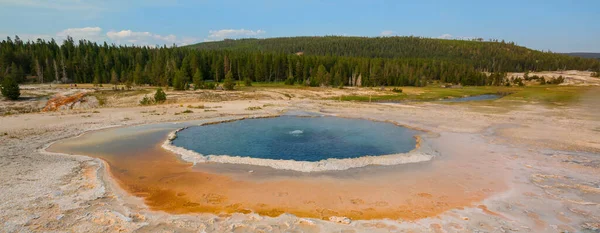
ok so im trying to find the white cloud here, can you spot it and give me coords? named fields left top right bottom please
left=106, top=29, right=198, bottom=46
left=2, top=27, right=198, bottom=46
left=438, top=34, right=453, bottom=39
left=380, top=30, right=396, bottom=37
left=207, top=29, right=266, bottom=41
left=57, top=27, right=103, bottom=41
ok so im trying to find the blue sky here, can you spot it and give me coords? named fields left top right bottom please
left=0, top=0, right=598, bottom=52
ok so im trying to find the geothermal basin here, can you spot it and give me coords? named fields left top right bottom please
left=47, top=114, right=507, bottom=221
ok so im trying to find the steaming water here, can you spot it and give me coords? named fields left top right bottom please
left=172, top=116, right=418, bottom=162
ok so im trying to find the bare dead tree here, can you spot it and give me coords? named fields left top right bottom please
left=53, top=59, right=59, bottom=83
left=61, top=57, right=67, bottom=83
left=35, top=58, right=43, bottom=84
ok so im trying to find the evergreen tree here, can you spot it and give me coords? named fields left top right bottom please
left=173, top=70, right=187, bottom=90
left=1, top=35, right=599, bottom=89
left=223, top=70, right=235, bottom=90
left=133, top=64, right=143, bottom=85
left=1, top=75, right=20, bottom=100
left=192, top=69, right=203, bottom=90
left=314, top=65, right=328, bottom=86
left=110, top=69, right=119, bottom=88
left=154, top=88, right=166, bottom=103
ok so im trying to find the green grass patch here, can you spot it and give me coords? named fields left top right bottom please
left=335, top=85, right=589, bottom=107
left=238, top=82, right=311, bottom=90
left=502, top=85, right=585, bottom=105
left=337, top=86, right=517, bottom=102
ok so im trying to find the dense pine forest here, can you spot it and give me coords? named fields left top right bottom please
left=190, top=36, right=600, bottom=72
left=1, top=36, right=599, bottom=89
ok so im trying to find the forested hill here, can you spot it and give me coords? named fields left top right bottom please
left=189, top=36, right=600, bottom=72
left=1, top=36, right=599, bottom=89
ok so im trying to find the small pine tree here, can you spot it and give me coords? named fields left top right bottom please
left=193, top=69, right=203, bottom=90
left=173, top=70, right=187, bottom=91
left=154, top=88, right=167, bottom=103
left=1, top=76, right=20, bottom=100
left=223, top=70, right=236, bottom=90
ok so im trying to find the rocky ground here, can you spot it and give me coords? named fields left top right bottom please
left=0, top=84, right=599, bottom=232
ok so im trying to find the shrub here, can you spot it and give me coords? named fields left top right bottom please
left=202, top=82, right=216, bottom=90
left=139, top=95, right=153, bottom=105
left=284, top=77, right=295, bottom=85
left=1, top=76, right=20, bottom=100
left=125, top=80, right=133, bottom=90
left=245, top=106, right=262, bottom=111
left=391, top=87, right=403, bottom=93
left=244, top=77, right=252, bottom=86
left=549, top=76, right=565, bottom=84
left=154, top=88, right=167, bottom=103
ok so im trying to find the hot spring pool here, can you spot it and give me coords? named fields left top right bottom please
left=171, top=116, right=419, bottom=162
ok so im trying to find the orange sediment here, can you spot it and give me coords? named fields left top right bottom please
left=48, top=123, right=509, bottom=221
left=92, top=142, right=507, bottom=221
left=42, top=92, right=86, bottom=112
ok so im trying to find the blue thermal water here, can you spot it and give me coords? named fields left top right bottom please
left=172, top=116, right=418, bottom=162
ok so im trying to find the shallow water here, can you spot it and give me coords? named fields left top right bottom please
left=441, top=94, right=501, bottom=102
left=172, top=116, right=418, bottom=162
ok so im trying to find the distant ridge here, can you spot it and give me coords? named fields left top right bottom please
left=563, top=53, right=600, bottom=60
left=188, top=36, right=600, bottom=72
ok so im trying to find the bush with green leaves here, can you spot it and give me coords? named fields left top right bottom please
left=284, top=77, right=295, bottom=85
left=154, top=88, right=167, bottom=103
left=1, top=76, right=20, bottom=100
left=391, top=87, right=403, bottom=93
left=207, top=82, right=217, bottom=89
left=548, top=76, right=565, bottom=84
left=139, top=95, right=153, bottom=105
left=244, top=77, right=252, bottom=86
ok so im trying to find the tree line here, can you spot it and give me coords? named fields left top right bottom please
left=191, top=36, right=600, bottom=73
left=1, top=36, right=598, bottom=90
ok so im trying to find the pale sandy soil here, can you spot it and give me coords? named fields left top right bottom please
left=507, top=70, right=600, bottom=86
left=1, top=85, right=599, bottom=232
